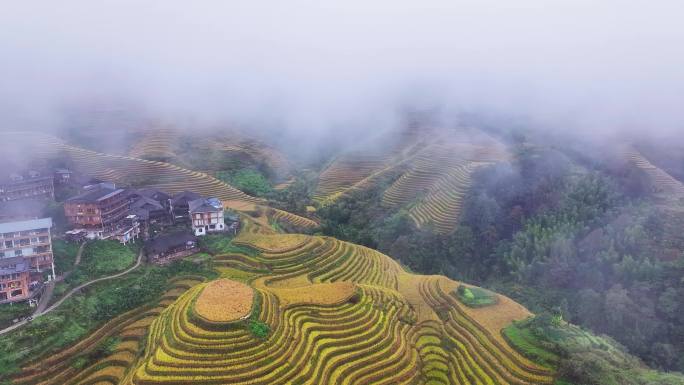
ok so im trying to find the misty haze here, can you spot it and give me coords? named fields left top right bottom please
left=1, top=1, right=684, bottom=385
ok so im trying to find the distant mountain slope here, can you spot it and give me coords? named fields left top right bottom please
left=0, top=131, right=317, bottom=231
left=124, top=127, right=293, bottom=180
left=622, top=147, right=684, bottom=198
left=315, top=128, right=509, bottom=234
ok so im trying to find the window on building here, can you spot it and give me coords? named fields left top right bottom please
left=4, top=241, right=12, bottom=248
left=15, top=250, right=22, bottom=256
left=10, top=289, right=23, bottom=297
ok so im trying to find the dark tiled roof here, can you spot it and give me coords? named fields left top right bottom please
left=136, top=188, right=171, bottom=202
left=170, top=191, right=201, bottom=206
left=66, top=186, right=125, bottom=204
left=188, top=198, right=222, bottom=214
left=131, top=196, right=164, bottom=211
left=0, top=257, right=29, bottom=275
left=144, top=231, right=196, bottom=255
left=131, top=208, right=150, bottom=221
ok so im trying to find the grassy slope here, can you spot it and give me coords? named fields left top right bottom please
left=503, top=316, right=684, bottom=385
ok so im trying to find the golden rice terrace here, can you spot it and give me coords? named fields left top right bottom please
left=11, top=231, right=557, bottom=385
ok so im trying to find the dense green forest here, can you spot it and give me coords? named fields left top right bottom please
left=317, top=143, right=684, bottom=375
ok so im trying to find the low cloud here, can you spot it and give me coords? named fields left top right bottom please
left=1, top=0, right=683, bottom=144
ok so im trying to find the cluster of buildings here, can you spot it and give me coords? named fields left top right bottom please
left=63, top=184, right=237, bottom=244
left=0, top=170, right=59, bottom=304
left=0, top=167, right=239, bottom=305
left=0, top=169, right=57, bottom=203
left=0, top=218, right=54, bottom=304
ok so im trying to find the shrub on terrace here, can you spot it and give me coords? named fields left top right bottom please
left=456, top=284, right=498, bottom=307
left=218, top=169, right=273, bottom=197
left=248, top=320, right=270, bottom=339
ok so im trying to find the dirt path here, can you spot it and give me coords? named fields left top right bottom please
left=0, top=248, right=144, bottom=336
left=33, top=242, right=87, bottom=315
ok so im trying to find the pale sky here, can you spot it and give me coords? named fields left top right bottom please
left=1, top=0, right=683, bottom=139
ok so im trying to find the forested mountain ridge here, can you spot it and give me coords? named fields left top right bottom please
left=316, top=132, right=684, bottom=378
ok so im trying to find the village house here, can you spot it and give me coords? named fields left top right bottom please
left=0, top=258, right=30, bottom=304
left=188, top=197, right=225, bottom=236
left=54, top=169, right=72, bottom=185
left=0, top=170, right=54, bottom=202
left=64, top=184, right=139, bottom=243
left=0, top=217, right=54, bottom=303
left=144, top=231, right=198, bottom=264
left=169, top=191, right=201, bottom=221
left=135, top=188, right=171, bottom=211
left=130, top=195, right=168, bottom=224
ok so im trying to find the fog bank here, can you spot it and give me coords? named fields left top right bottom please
left=1, top=0, right=683, bottom=142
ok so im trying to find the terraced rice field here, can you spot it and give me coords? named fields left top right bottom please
left=383, top=142, right=507, bottom=234
left=119, top=233, right=554, bottom=385
left=0, top=131, right=261, bottom=203
left=194, top=279, right=254, bottom=322
left=268, top=208, right=319, bottom=230
left=623, top=148, right=684, bottom=197
left=0, top=131, right=317, bottom=231
left=11, top=230, right=554, bottom=384
left=128, top=128, right=179, bottom=160
left=201, top=134, right=292, bottom=177
left=314, top=129, right=509, bottom=233
left=313, top=153, right=393, bottom=203
left=10, top=276, right=206, bottom=385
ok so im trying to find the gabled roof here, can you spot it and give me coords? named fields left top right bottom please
left=170, top=191, right=201, bottom=206
left=66, top=186, right=125, bottom=204
left=136, top=188, right=171, bottom=203
left=189, top=198, right=223, bottom=214
left=131, top=196, right=164, bottom=211
left=145, top=231, right=196, bottom=255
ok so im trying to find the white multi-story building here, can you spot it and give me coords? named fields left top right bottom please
left=188, top=198, right=225, bottom=236
left=0, top=218, right=54, bottom=303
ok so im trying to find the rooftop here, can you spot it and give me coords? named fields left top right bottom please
left=0, top=200, right=47, bottom=220
left=189, top=197, right=223, bottom=213
left=0, top=257, right=29, bottom=275
left=0, top=218, right=52, bottom=234
left=170, top=191, right=201, bottom=206
left=66, top=186, right=126, bottom=204
left=0, top=172, right=53, bottom=185
left=136, top=188, right=171, bottom=202
left=131, top=196, right=164, bottom=211
left=145, top=231, right=196, bottom=255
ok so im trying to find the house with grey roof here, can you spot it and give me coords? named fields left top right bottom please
left=188, top=197, right=225, bottom=236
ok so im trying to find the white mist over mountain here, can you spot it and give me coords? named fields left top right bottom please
left=0, top=0, right=682, bottom=141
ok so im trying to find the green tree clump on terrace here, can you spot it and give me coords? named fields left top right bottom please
left=218, top=169, right=273, bottom=196
left=455, top=285, right=498, bottom=307
left=249, top=320, right=270, bottom=339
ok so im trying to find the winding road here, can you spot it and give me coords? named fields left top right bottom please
left=0, top=248, right=144, bottom=336
left=33, top=242, right=87, bottom=315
